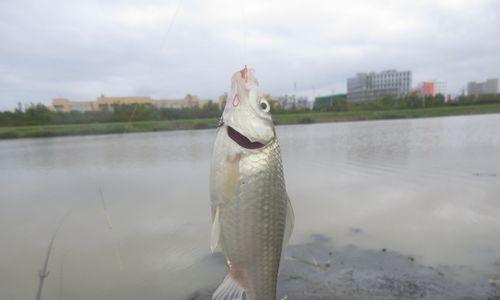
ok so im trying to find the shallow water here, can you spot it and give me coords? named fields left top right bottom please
left=1, top=114, right=499, bottom=299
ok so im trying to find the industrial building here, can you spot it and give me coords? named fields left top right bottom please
left=347, top=70, right=412, bottom=102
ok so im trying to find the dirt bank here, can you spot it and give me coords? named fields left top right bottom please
left=190, top=235, right=500, bottom=300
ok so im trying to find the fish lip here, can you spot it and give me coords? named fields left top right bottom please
left=227, top=126, right=266, bottom=149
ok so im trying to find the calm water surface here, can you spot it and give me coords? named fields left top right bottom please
left=1, top=114, right=500, bottom=299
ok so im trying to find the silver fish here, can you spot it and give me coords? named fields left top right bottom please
left=209, top=67, right=294, bottom=300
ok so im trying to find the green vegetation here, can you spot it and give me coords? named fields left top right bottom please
left=313, top=94, right=348, bottom=111
left=312, top=93, right=500, bottom=112
left=0, top=118, right=219, bottom=139
left=273, top=104, right=500, bottom=124
left=2, top=103, right=500, bottom=139
left=1, top=93, right=500, bottom=139
left=0, top=101, right=222, bottom=126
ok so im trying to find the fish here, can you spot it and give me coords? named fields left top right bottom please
left=209, top=67, right=294, bottom=300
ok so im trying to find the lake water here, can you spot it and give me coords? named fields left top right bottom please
left=1, top=114, right=499, bottom=300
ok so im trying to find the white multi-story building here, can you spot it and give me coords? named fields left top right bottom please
left=467, top=79, right=498, bottom=96
left=347, top=70, right=412, bottom=102
left=434, top=81, right=447, bottom=95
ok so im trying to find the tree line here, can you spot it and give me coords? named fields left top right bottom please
left=312, top=93, right=500, bottom=112
left=1, top=93, right=500, bottom=126
left=0, top=101, right=223, bottom=126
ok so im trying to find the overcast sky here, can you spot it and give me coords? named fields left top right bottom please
left=0, top=0, right=499, bottom=110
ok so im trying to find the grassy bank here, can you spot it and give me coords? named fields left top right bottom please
left=1, top=104, right=500, bottom=139
left=273, top=103, right=500, bottom=125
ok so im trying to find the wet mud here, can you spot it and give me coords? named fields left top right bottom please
left=190, top=235, right=500, bottom=300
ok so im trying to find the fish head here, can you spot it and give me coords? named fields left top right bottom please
left=222, top=67, right=275, bottom=147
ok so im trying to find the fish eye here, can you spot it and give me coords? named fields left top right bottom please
left=260, top=99, right=270, bottom=112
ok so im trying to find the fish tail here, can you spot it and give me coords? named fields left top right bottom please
left=212, top=273, right=245, bottom=300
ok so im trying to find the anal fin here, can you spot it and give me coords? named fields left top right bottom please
left=212, top=274, right=245, bottom=300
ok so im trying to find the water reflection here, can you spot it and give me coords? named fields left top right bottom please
left=0, top=114, right=500, bottom=299
left=346, top=119, right=412, bottom=165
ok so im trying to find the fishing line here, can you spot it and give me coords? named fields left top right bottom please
left=241, top=0, right=248, bottom=65
left=159, top=0, right=185, bottom=51
left=123, top=0, right=185, bottom=132
left=98, top=187, right=124, bottom=270
left=99, top=187, right=113, bottom=230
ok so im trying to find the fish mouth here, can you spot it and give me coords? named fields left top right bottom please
left=227, top=126, right=265, bottom=149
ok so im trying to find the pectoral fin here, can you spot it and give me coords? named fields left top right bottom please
left=210, top=207, right=221, bottom=253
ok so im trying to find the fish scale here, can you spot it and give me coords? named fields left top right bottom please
left=214, top=134, right=286, bottom=300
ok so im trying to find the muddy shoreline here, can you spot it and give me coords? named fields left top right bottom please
left=190, top=235, right=500, bottom=300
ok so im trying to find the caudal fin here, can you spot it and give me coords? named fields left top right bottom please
left=212, top=274, right=245, bottom=300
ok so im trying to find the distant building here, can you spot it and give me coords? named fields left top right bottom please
left=416, top=81, right=447, bottom=97
left=347, top=70, right=412, bottom=102
left=52, top=98, right=95, bottom=112
left=467, top=79, right=498, bottom=96
left=417, top=81, right=435, bottom=96
left=50, top=94, right=211, bottom=113
left=435, top=81, right=447, bottom=95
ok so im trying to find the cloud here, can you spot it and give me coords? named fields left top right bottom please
left=0, top=0, right=499, bottom=109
